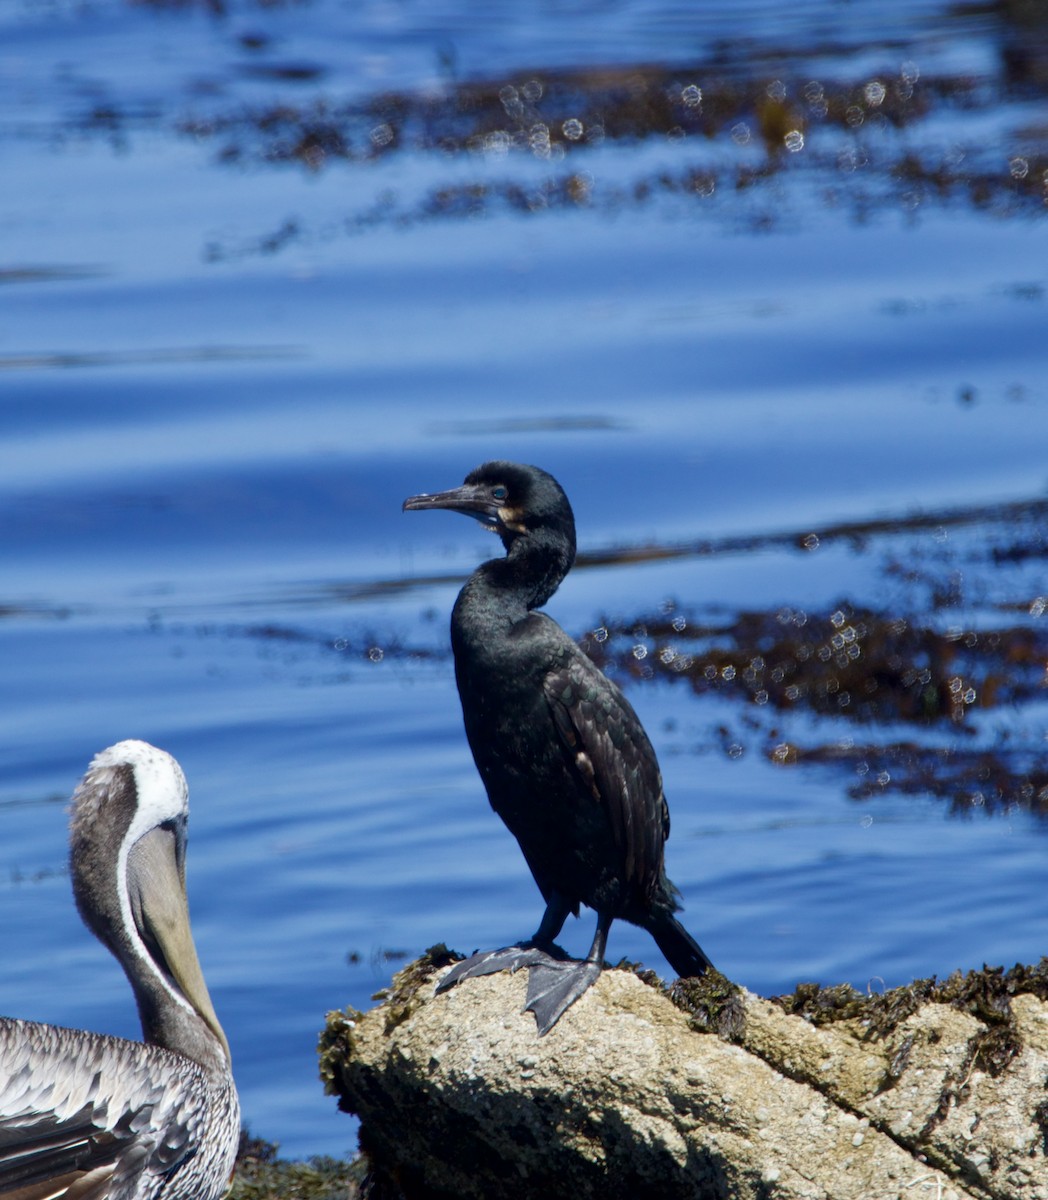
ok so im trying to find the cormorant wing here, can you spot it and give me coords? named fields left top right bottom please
left=0, top=1020, right=204, bottom=1200
left=542, top=649, right=668, bottom=897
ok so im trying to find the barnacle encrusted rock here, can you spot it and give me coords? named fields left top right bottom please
left=319, top=953, right=1048, bottom=1199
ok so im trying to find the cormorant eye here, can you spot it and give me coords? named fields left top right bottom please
left=492, top=485, right=508, bottom=502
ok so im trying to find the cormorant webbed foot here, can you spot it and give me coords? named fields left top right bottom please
left=435, top=942, right=595, bottom=1034
left=523, top=957, right=603, bottom=1035
left=435, top=944, right=564, bottom=995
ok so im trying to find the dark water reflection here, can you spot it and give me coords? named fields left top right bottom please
left=2, top=0, right=1047, bottom=1163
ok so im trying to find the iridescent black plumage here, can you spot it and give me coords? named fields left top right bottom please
left=404, top=462, right=712, bottom=1033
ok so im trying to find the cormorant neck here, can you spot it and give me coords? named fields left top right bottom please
left=484, top=529, right=574, bottom=613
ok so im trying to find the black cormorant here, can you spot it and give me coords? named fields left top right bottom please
left=404, top=461, right=712, bottom=1033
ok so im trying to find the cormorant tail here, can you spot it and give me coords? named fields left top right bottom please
left=645, top=912, right=714, bottom=978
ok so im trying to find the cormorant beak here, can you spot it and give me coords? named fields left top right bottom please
left=127, top=822, right=231, bottom=1061
left=403, top=483, right=501, bottom=529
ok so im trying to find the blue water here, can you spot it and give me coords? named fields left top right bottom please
left=3, top=0, right=1048, bottom=1160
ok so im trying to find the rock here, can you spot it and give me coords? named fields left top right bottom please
left=319, top=949, right=1048, bottom=1200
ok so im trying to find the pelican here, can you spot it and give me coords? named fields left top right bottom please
left=0, top=740, right=239, bottom=1200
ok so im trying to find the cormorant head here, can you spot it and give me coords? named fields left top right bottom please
left=403, top=461, right=577, bottom=561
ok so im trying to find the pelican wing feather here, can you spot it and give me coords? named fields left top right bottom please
left=0, top=1018, right=215, bottom=1200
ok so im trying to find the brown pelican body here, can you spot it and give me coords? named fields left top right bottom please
left=0, top=741, right=239, bottom=1200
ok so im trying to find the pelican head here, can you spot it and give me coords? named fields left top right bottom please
left=69, top=740, right=230, bottom=1070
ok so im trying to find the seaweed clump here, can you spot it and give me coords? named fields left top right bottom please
left=668, top=969, right=747, bottom=1041
left=579, top=601, right=1046, bottom=727
left=318, top=945, right=462, bottom=1119
left=317, top=1006, right=365, bottom=1109
left=176, top=48, right=1048, bottom=231
left=577, top=592, right=1048, bottom=817
left=795, top=740, right=1048, bottom=816
left=372, top=943, right=463, bottom=1034
left=773, top=959, right=1048, bottom=1076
